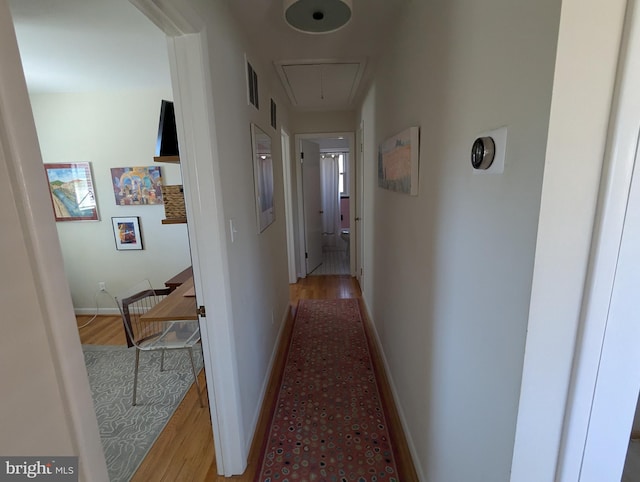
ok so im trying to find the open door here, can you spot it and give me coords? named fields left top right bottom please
left=301, top=139, right=323, bottom=274
left=356, top=120, right=364, bottom=283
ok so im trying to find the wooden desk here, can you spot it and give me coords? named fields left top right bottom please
left=141, top=277, right=198, bottom=322
left=164, top=266, right=193, bottom=291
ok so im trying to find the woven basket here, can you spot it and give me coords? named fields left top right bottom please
left=161, top=185, right=186, bottom=219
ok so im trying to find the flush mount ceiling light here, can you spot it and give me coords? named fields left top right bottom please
left=283, top=0, right=353, bottom=34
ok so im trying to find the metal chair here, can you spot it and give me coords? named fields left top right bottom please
left=116, top=280, right=204, bottom=407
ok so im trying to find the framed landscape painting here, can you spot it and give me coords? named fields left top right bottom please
left=44, top=162, right=99, bottom=221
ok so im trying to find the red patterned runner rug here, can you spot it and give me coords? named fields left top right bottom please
left=255, top=298, right=399, bottom=482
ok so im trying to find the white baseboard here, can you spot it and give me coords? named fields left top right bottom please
left=245, top=304, right=291, bottom=455
left=74, top=307, right=120, bottom=316
left=361, top=297, right=426, bottom=482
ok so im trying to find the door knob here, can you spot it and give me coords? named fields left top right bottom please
left=355, top=217, right=361, bottom=221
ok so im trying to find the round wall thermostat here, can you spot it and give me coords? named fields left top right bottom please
left=471, top=136, right=496, bottom=170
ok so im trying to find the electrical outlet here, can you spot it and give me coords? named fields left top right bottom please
left=99, top=282, right=106, bottom=291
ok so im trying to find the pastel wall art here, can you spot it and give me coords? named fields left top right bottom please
left=378, top=127, right=420, bottom=196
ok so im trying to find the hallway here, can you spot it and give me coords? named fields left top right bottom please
left=106, top=275, right=415, bottom=480
left=308, top=246, right=351, bottom=276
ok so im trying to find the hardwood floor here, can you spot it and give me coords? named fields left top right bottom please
left=76, top=314, right=127, bottom=345
left=77, top=313, right=217, bottom=480
left=130, top=369, right=215, bottom=482
left=79, top=275, right=417, bottom=481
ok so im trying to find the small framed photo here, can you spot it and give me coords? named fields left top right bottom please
left=111, top=217, right=143, bottom=250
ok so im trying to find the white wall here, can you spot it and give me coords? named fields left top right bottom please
left=0, top=108, right=76, bottom=458
left=291, top=110, right=356, bottom=134
left=186, top=0, right=292, bottom=448
left=30, top=90, right=192, bottom=311
left=357, top=0, right=561, bottom=480
left=0, top=2, right=108, bottom=478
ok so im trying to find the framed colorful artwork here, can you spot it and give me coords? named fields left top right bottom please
left=44, top=162, right=99, bottom=221
left=111, top=217, right=143, bottom=250
left=378, top=126, right=420, bottom=196
left=110, top=166, right=163, bottom=205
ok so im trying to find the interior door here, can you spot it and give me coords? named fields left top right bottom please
left=356, top=121, right=364, bottom=283
left=301, top=139, right=323, bottom=274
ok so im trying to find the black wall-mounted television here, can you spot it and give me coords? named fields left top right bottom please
left=155, top=100, right=179, bottom=157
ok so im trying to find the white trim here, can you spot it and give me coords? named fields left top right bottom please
left=294, top=131, right=356, bottom=277
left=274, top=58, right=367, bottom=110
left=167, top=34, right=246, bottom=475
left=579, top=136, right=640, bottom=480
left=281, top=128, right=297, bottom=283
left=2, top=5, right=109, bottom=480
left=130, top=0, right=202, bottom=35
left=131, top=0, right=247, bottom=475
left=557, top=2, right=640, bottom=479
left=361, top=297, right=425, bottom=482
left=356, top=119, right=364, bottom=284
left=295, top=136, right=307, bottom=278
left=510, top=0, right=628, bottom=478
left=246, top=305, right=291, bottom=453
left=74, top=308, right=120, bottom=316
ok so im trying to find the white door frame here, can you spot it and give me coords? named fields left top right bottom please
left=510, top=0, right=628, bottom=479
left=2, top=6, right=109, bottom=480
left=292, top=131, right=356, bottom=278
left=132, top=0, right=246, bottom=475
left=556, top=1, right=640, bottom=478
left=355, top=120, right=365, bottom=283
left=281, top=129, right=297, bottom=283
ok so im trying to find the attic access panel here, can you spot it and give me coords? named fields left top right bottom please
left=275, top=60, right=365, bottom=110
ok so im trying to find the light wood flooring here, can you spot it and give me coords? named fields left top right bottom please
left=308, top=246, right=350, bottom=276
left=77, top=275, right=417, bottom=481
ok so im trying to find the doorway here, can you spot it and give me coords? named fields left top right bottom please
left=282, top=129, right=297, bottom=283
left=556, top=1, right=640, bottom=479
left=7, top=1, right=221, bottom=478
left=293, top=132, right=356, bottom=278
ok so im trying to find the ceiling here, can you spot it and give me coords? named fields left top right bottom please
left=8, top=0, right=407, bottom=111
left=226, top=0, right=407, bottom=111
left=8, top=0, right=171, bottom=94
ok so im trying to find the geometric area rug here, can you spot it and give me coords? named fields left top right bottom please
left=82, top=345, right=203, bottom=482
left=255, top=299, right=399, bottom=481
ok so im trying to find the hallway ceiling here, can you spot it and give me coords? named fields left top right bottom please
left=8, top=0, right=407, bottom=111
left=227, top=0, right=408, bottom=111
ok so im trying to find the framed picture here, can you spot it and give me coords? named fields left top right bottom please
left=378, top=126, right=420, bottom=196
left=44, top=162, right=99, bottom=221
left=111, top=217, right=143, bottom=250
left=250, top=123, right=275, bottom=232
left=110, top=166, right=163, bottom=205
